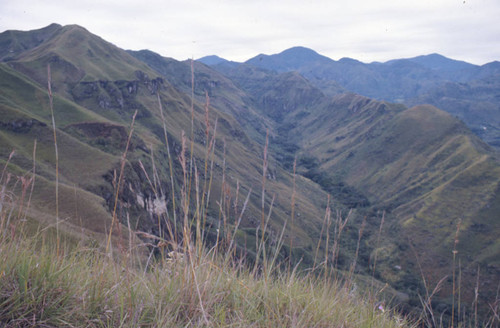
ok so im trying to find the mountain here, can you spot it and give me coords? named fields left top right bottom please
left=127, top=49, right=272, bottom=145
left=246, top=46, right=334, bottom=72
left=0, top=24, right=330, bottom=264
left=278, top=92, right=500, bottom=318
left=197, top=54, right=230, bottom=66
left=393, top=53, right=477, bottom=73
left=220, top=46, right=500, bottom=151
left=408, top=75, right=500, bottom=148
left=243, top=47, right=463, bottom=101
left=1, top=25, right=499, bottom=322
left=206, top=53, right=500, bottom=318
left=0, top=23, right=62, bottom=61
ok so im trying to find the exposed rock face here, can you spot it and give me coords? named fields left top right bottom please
left=0, top=119, right=46, bottom=133
left=135, top=70, right=164, bottom=95
left=66, top=122, right=128, bottom=139
left=70, top=71, right=164, bottom=111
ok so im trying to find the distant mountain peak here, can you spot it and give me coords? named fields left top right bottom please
left=279, top=46, right=321, bottom=56
left=197, top=55, right=228, bottom=66
left=44, top=23, right=63, bottom=30
left=60, top=24, right=89, bottom=33
left=338, top=57, right=363, bottom=64
left=245, top=46, right=333, bottom=72
left=407, top=53, right=478, bottom=71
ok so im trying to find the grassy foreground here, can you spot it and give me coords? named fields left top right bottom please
left=0, top=233, right=413, bottom=328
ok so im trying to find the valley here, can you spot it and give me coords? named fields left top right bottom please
left=1, top=24, right=499, bottom=325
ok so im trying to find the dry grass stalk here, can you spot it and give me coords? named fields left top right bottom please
left=157, top=93, right=178, bottom=238
left=408, top=235, right=457, bottom=327
left=260, top=129, right=269, bottom=250
left=0, top=150, right=15, bottom=239
left=333, top=208, right=351, bottom=270
left=474, top=265, right=480, bottom=328
left=347, top=215, right=367, bottom=288
left=186, top=59, right=196, bottom=218
left=226, top=188, right=252, bottom=258
left=216, top=138, right=227, bottom=252
left=253, top=193, right=276, bottom=278
left=324, top=195, right=332, bottom=279
left=105, top=110, right=138, bottom=256
left=289, top=156, right=297, bottom=267
left=451, top=219, right=462, bottom=328
left=47, top=64, right=60, bottom=255
left=371, top=210, right=385, bottom=290
left=20, top=140, right=37, bottom=234
left=313, top=195, right=329, bottom=271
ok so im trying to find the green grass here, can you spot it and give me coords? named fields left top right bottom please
left=0, top=232, right=414, bottom=328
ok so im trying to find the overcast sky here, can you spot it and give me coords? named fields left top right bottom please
left=1, top=0, right=499, bottom=65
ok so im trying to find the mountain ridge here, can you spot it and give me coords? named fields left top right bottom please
left=204, top=45, right=500, bottom=151
left=0, top=23, right=331, bottom=264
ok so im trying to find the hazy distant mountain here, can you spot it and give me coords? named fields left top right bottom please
left=242, top=46, right=481, bottom=100
left=206, top=46, right=500, bottom=150
left=197, top=55, right=229, bottom=65
left=392, top=53, right=477, bottom=73
left=246, top=46, right=334, bottom=72
left=408, top=75, right=500, bottom=147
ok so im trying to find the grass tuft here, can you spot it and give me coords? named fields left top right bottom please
left=0, top=234, right=414, bottom=328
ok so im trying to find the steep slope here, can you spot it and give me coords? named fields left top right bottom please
left=237, top=47, right=500, bottom=150
left=0, top=62, right=125, bottom=243
left=215, top=64, right=325, bottom=122
left=200, top=54, right=500, bottom=316
left=210, top=63, right=328, bottom=170
left=197, top=55, right=230, bottom=66
left=5, top=24, right=154, bottom=100
left=127, top=49, right=271, bottom=144
left=408, top=74, right=500, bottom=148
left=0, top=24, right=329, bottom=262
left=0, top=23, right=62, bottom=61
left=283, top=93, right=500, bottom=314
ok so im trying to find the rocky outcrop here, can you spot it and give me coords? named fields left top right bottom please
left=70, top=71, right=164, bottom=111
left=0, top=119, right=46, bottom=133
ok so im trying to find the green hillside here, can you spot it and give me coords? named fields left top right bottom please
left=1, top=24, right=499, bottom=326
left=205, top=58, right=500, bottom=320
left=236, top=46, right=500, bottom=151
left=0, top=24, right=331, bottom=264
left=285, top=94, right=500, bottom=317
